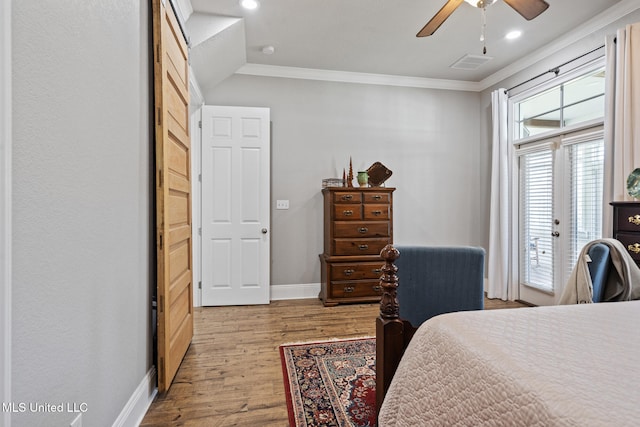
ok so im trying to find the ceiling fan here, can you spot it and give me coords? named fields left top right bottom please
left=417, top=0, right=550, bottom=37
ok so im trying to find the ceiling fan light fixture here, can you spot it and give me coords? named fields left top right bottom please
left=463, top=0, right=496, bottom=8
left=418, top=0, right=548, bottom=38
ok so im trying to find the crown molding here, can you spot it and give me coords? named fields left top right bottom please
left=234, top=0, right=639, bottom=93
left=235, top=63, right=482, bottom=92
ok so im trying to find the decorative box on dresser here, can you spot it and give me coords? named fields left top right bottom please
left=319, top=187, right=395, bottom=306
left=611, top=201, right=640, bottom=267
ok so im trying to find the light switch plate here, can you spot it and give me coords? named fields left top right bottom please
left=276, top=200, right=289, bottom=210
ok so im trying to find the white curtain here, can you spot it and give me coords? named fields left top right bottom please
left=487, top=89, right=512, bottom=300
left=604, top=22, right=640, bottom=236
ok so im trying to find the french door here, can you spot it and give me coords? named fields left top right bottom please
left=517, top=127, right=604, bottom=305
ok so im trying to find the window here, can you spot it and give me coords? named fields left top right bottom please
left=514, top=66, right=605, bottom=140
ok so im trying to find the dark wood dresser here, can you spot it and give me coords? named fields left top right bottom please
left=319, top=187, right=395, bottom=306
left=611, top=201, right=640, bottom=266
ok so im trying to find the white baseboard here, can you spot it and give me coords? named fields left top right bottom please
left=112, top=367, right=157, bottom=427
left=270, top=283, right=321, bottom=300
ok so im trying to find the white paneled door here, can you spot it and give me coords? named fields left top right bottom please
left=201, top=106, right=270, bottom=306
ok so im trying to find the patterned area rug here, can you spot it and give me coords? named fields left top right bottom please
left=279, top=337, right=377, bottom=427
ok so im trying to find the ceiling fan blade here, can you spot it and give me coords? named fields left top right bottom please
left=417, top=0, right=465, bottom=37
left=503, top=0, right=549, bottom=20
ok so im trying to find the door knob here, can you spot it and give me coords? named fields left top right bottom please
left=261, top=228, right=268, bottom=234
left=551, top=231, right=560, bottom=237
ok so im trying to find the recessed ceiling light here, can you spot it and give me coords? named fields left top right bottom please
left=240, top=0, right=259, bottom=10
left=506, top=30, right=522, bottom=40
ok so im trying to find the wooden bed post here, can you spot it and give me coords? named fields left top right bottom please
left=376, top=244, right=405, bottom=416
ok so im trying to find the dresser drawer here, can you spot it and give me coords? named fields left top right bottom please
left=330, top=261, right=384, bottom=280
left=614, top=232, right=640, bottom=263
left=329, top=281, right=383, bottom=298
left=333, top=221, right=390, bottom=238
left=333, top=238, right=390, bottom=256
left=363, top=204, right=390, bottom=220
left=333, top=204, right=362, bottom=220
left=616, top=206, right=640, bottom=232
left=363, top=192, right=390, bottom=203
left=333, top=191, right=362, bottom=204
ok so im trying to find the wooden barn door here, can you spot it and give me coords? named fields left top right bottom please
left=152, top=0, right=193, bottom=392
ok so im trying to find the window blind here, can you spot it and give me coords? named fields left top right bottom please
left=564, top=139, right=604, bottom=283
left=520, top=149, right=554, bottom=292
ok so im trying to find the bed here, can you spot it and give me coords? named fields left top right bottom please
left=376, top=247, right=640, bottom=426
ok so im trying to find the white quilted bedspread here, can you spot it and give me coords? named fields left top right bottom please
left=379, top=300, right=640, bottom=426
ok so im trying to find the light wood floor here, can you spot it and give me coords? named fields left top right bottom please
left=140, top=297, right=527, bottom=427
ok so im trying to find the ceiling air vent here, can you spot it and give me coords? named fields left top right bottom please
left=450, top=54, right=493, bottom=70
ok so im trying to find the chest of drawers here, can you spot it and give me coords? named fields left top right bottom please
left=319, top=187, right=395, bottom=306
left=611, top=201, right=640, bottom=266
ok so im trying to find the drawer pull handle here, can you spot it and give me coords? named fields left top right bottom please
left=372, top=268, right=382, bottom=274
left=341, top=194, right=353, bottom=201
left=629, top=215, right=640, bottom=226
left=343, top=269, right=355, bottom=276
left=358, top=227, right=368, bottom=234
left=372, top=210, right=382, bottom=216
left=343, top=210, right=353, bottom=216
left=628, top=243, right=640, bottom=254
left=373, top=195, right=382, bottom=200
left=373, top=285, right=382, bottom=292
left=344, top=286, right=355, bottom=293
left=358, top=244, right=369, bottom=250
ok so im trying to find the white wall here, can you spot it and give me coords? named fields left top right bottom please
left=205, top=76, right=487, bottom=286
left=1, top=0, right=11, bottom=425
left=12, top=1, right=153, bottom=426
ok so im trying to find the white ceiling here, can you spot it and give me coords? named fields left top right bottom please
left=184, top=0, right=633, bottom=91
